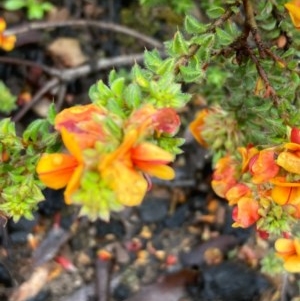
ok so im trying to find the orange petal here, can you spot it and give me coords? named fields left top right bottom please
left=238, top=146, right=259, bottom=172
left=270, top=176, right=300, bottom=187
left=284, top=255, right=300, bottom=273
left=36, top=153, right=78, bottom=189
left=250, top=150, right=279, bottom=183
left=131, top=142, right=174, bottom=164
left=64, top=165, right=84, bottom=204
left=272, top=186, right=293, bottom=205
left=0, top=35, right=16, bottom=51
left=61, top=128, right=82, bottom=161
left=134, top=161, right=175, bottom=180
left=189, top=109, right=209, bottom=147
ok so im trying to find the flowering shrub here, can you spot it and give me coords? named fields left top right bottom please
left=1, top=0, right=300, bottom=273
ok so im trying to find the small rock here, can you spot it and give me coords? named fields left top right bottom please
left=138, top=198, right=169, bottom=223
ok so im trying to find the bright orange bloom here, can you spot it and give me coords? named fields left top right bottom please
left=36, top=128, right=83, bottom=204
left=249, top=149, right=279, bottom=184
left=152, top=108, right=181, bottom=135
left=285, top=0, right=300, bottom=29
left=225, top=183, right=252, bottom=205
left=0, top=18, right=16, bottom=51
left=99, top=129, right=175, bottom=206
left=232, top=197, right=260, bottom=228
left=211, top=155, right=238, bottom=198
left=55, top=104, right=107, bottom=149
left=275, top=237, right=300, bottom=272
left=272, top=186, right=300, bottom=205
left=189, top=109, right=209, bottom=147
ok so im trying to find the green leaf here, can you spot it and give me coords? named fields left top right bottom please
left=111, top=77, right=125, bottom=96
left=184, top=15, right=207, bottom=34
left=3, top=0, right=26, bottom=10
left=47, top=103, right=57, bottom=125
left=132, top=64, right=150, bottom=89
left=206, top=6, right=225, bottom=19
left=179, top=64, right=205, bottom=83
left=124, top=83, right=142, bottom=109
left=216, top=27, right=234, bottom=46
left=144, top=49, right=162, bottom=72
left=171, top=31, right=189, bottom=55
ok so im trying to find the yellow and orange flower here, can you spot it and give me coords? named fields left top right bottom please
left=189, top=109, right=209, bottom=147
left=55, top=104, right=107, bottom=149
left=211, top=155, right=238, bottom=198
left=238, top=146, right=259, bottom=173
left=285, top=0, right=300, bottom=29
left=36, top=128, right=83, bottom=204
left=232, top=197, right=260, bottom=228
left=99, top=129, right=175, bottom=206
left=0, top=18, right=16, bottom=51
left=275, top=237, right=300, bottom=272
left=249, top=149, right=279, bottom=184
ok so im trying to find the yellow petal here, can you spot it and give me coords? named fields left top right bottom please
left=102, top=161, right=147, bottom=206
left=275, top=238, right=295, bottom=254
left=36, top=153, right=78, bottom=189
left=277, top=152, right=300, bottom=174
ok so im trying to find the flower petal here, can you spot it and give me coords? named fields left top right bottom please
left=36, top=153, right=78, bottom=189
left=64, top=164, right=84, bottom=204
left=277, top=152, right=300, bottom=174
left=284, top=255, right=300, bottom=273
left=134, top=161, right=175, bottom=180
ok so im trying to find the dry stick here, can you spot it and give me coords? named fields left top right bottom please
left=5, top=20, right=163, bottom=49
left=10, top=53, right=145, bottom=122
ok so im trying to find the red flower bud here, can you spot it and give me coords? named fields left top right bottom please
left=291, top=127, right=300, bottom=144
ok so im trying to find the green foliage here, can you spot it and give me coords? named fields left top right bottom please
left=0, top=81, right=17, bottom=114
left=139, top=0, right=194, bottom=14
left=3, top=0, right=53, bottom=20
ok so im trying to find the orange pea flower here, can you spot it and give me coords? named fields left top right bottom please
left=275, top=237, right=300, bottom=272
left=0, top=18, right=16, bottom=51
left=285, top=0, right=300, bottom=29
left=249, top=149, right=279, bottom=184
left=232, top=197, right=260, bottom=228
left=99, top=129, right=175, bottom=206
left=55, top=104, right=107, bottom=149
left=189, top=109, right=209, bottom=147
left=36, top=128, right=83, bottom=204
left=211, top=155, right=238, bottom=198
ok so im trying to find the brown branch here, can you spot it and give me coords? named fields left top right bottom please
left=243, top=0, right=266, bottom=58
left=5, top=20, right=163, bottom=49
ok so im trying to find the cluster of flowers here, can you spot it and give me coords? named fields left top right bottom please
left=36, top=103, right=180, bottom=220
left=190, top=108, right=300, bottom=272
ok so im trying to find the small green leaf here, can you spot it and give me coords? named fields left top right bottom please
left=111, top=77, right=125, bottom=96
left=124, top=83, right=142, bottom=109
left=144, top=49, right=162, bottom=72
left=216, top=27, right=234, bottom=46
left=184, top=15, right=207, bottom=34
left=171, top=31, right=189, bottom=55
left=206, top=6, right=225, bottom=19
left=28, top=5, right=44, bottom=20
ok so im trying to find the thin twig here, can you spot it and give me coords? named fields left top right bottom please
left=5, top=20, right=163, bottom=49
